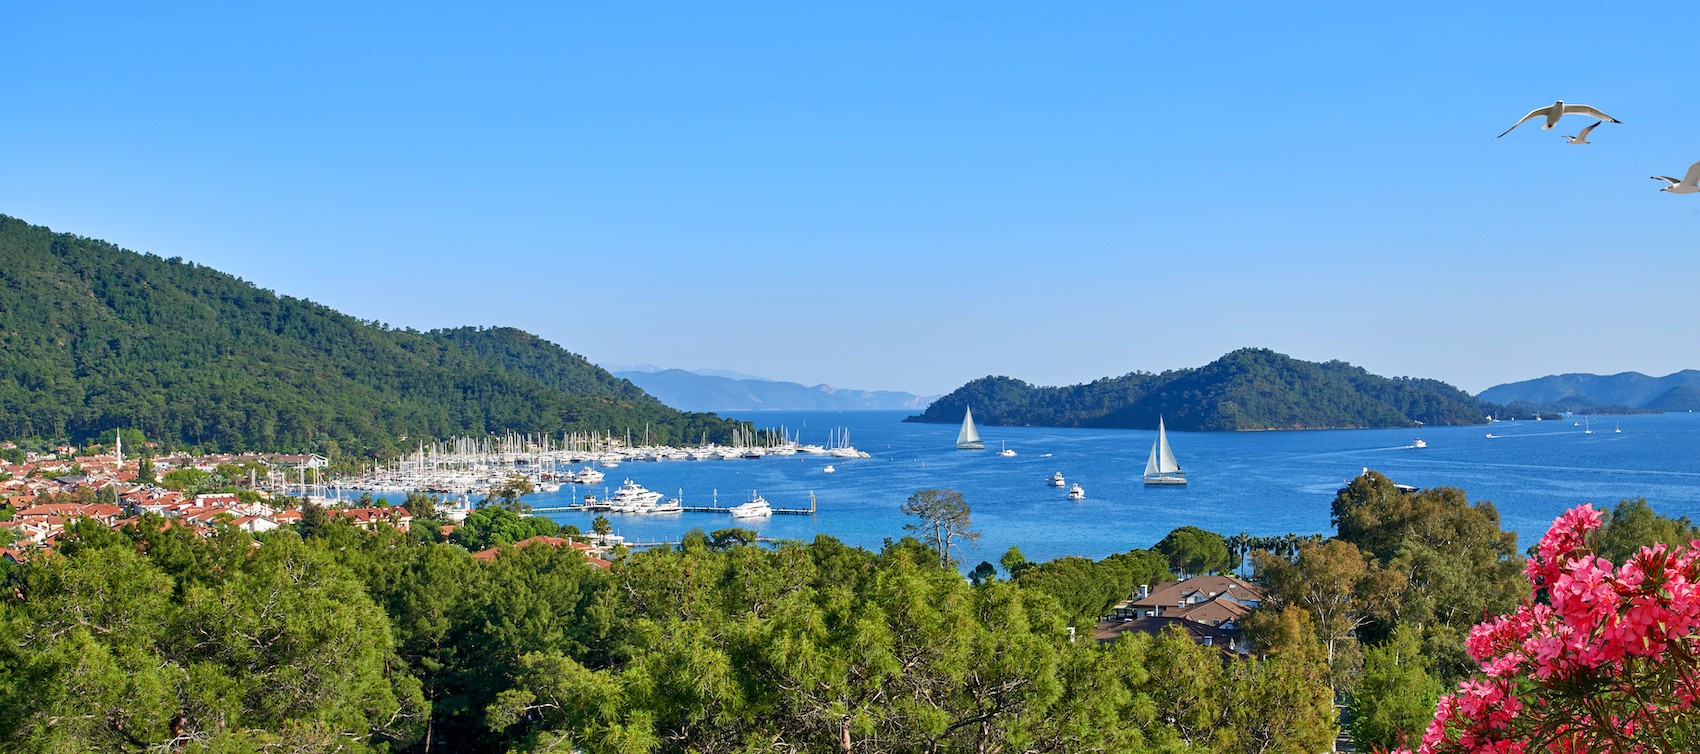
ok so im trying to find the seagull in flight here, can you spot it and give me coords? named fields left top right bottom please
left=1650, top=160, right=1700, bottom=194
left=1562, top=120, right=1604, bottom=145
left=1495, top=100, right=1620, bottom=139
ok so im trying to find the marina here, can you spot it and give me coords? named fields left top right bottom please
left=348, top=409, right=1700, bottom=567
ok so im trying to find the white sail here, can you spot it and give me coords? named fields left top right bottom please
left=1156, top=417, right=1180, bottom=473
left=956, top=407, right=984, bottom=449
left=1143, top=415, right=1186, bottom=484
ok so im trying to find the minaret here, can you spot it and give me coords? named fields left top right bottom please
left=113, top=431, right=124, bottom=507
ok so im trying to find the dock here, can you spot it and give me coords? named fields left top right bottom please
left=531, top=491, right=817, bottom=516
left=529, top=502, right=817, bottom=515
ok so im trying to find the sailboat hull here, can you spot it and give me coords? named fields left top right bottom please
left=956, top=441, right=985, bottom=450
left=1143, top=475, right=1188, bottom=486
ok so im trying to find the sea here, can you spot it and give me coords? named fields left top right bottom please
left=517, top=410, right=1700, bottom=567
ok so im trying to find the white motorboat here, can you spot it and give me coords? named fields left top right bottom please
left=606, top=479, right=663, bottom=512
left=1049, top=472, right=1066, bottom=487
left=728, top=493, right=773, bottom=519
left=1067, top=483, right=1085, bottom=500
left=573, top=467, right=605, bottom=485
left=1143, top=416, right=1187, bottom=486
left=956, top=407, right=985, bottom=450
left=823, top=464, right=836, bottom=474
left=1413, top=439, right=1427, bottom=449
left=646, top=492, right=684, bottom=515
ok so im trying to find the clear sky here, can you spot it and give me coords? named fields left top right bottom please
left=4, top=3, right=1697, bottom=395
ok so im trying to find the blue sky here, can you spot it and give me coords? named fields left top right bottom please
left=4, top=3, right=1697, bottom=395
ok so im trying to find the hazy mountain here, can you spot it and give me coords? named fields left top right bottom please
left=615, top=369, right=938, bottom=411
left=907, top=348, right=1502, bottom=431
left=1478, top=371, right=1700, bottom=409
left=0, top=214, right=742, bottom=454
left=605, top=364, right=770, bottom=381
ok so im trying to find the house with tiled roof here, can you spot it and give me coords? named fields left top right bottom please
left=1096, top=574, right=1267, bottom=654
left=470, top=535, right=611, bottom=569
left=228, top=516, right=280, bottom=533
left=1118, top=575, right=1264, bottom=619
left=326, top=506, right=412, bottom=532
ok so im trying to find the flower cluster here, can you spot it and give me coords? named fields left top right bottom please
left=1400, top=503, right=1700, bottom=754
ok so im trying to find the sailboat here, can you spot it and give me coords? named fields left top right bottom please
left=1143, top=416, right=1187, bottom=486
left=956, top=407, right=985, bottom=450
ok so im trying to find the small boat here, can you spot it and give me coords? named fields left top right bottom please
left=997, top=441, right=1016, bottom=457
left=1067, top=483, right=1085, bottom=500
left=823, top=464, right=836, bottom=474
left=1486, top=433, right=1498, bottom=439
left=728, top=493, right=773, bottom=519
left=956, top=407, right=985, bottom=450
left=1583, top=417, right=1594, bottom=435
left=1143, top=416, right=1187, bottom=486
left=1413, top=439, right=1427, bottom=449
left=1049, top=472, right=1066, bottom=487
left=1615, top=422, right=1622, bottom=434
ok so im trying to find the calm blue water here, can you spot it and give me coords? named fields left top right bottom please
left=519, top=411, right=1700, bottom=567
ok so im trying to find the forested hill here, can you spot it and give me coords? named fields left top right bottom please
left=0, top=215, right=740, bottom=456
left=907, top=348, right=1497, bottom=431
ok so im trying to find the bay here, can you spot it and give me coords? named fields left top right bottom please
left=525, top=410, right=1700, bottom=567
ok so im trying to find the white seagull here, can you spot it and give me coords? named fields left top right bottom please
left=1495, top=100, right=1620, bottom=139
left=1562, top=120, right=1604, bottom=145
left=1650, top=161, right=1700, bottom=195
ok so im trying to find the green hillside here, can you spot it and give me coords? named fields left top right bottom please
left=908, top=348, right=1497, bottom=431
left=1644, top=384, right=1700, bottom=412
left=0, top=215, right=739, bottom=456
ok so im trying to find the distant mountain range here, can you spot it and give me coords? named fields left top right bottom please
left=0, top=214, right=743, bottom=454
left=614, top=368, right=938, bottom=412
left=907, top=348, right=1510, bottom=431
left=1478, top=371, right=1700, bottom=413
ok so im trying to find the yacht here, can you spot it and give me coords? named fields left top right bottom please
left=646, top=492, right=684, bottom=515
left=573, top=467, right=605, bottom=485
left=956, top=407, right=985, bottom=450
left=1067, top=483, right=1085, bottom=500
left=1413, top=439, right=1427, bottom=449
left=606, top=479, right=664, bottom=513
left=1142, top=416, right=1187, bottom=486
left=728, top=493, right=773, bottom=519
left=823, top=464, right=836, bottom=474
left=1049, top=472, right=1066, bottom=487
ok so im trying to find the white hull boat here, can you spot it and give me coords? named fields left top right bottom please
left=1143, top=416, right=1187, bottom=486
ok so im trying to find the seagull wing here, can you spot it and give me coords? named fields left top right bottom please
left=1683, top=160, right=1700, bottom=188
left=1578, top=120, right=1602, bottom=138
left=1651, top=176, right=1679, bottom=185
left=1561, top=104, right=1620, bottom=123
left=1495, top=105, right=1551, bottom=139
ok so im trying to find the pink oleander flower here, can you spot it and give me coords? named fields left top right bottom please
left=1416, top=504, right=1700, bottom=754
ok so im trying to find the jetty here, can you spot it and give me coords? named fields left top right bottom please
left=531, top=492, right=818, bottom=516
